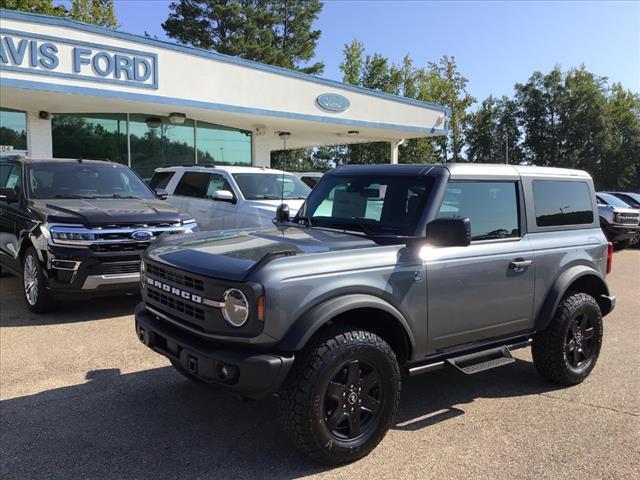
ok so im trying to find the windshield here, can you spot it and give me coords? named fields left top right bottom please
left=27, top=163, right=155, bottom=200
left=299, top=174, right=435, bottom=236
left=597, top=193, right=631, bottom=208
left=232, top=173, right=311, bottom=200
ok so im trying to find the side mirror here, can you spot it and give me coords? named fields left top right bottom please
left=0, top=187, right=19, bottom=203
left=154, top=188, right=168, bottom=200
left=275, top=203, right=290, bottom=224
left=425, top=217, right=471, bottom=247
left=212, top=190, right=235, bottom=203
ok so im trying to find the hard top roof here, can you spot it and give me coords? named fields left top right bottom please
left=325, top=163, right=590, bottom=179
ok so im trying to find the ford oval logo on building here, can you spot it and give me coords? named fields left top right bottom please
left=132, top=230, right=153, bottom=241
left=316, top=93, right=350, bottom=113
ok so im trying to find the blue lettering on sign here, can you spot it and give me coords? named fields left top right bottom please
left=0, top=29, right=158, bottom=90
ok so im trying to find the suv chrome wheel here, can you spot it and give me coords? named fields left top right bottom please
left=323, top=359, right=382, bottom=441
left=630, top=231, right=640, bottom=247
left=23, top=255, right=39, bottom=306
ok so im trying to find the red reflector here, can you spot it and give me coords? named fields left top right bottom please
left=606, top=242, right=613, bottom=275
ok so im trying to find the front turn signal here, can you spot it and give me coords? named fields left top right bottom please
left=257, top=296, right=265, bottom=321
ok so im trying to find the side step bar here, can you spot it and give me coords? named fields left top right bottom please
left=407, top=338, right=531, bottom=376
left=446, top=346, right=514, bottom=375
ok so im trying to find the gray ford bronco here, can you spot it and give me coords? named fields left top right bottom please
left=134, top=163, right=615, bottom=464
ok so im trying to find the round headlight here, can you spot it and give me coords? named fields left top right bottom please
left=222, top=289, right=249, bottom=327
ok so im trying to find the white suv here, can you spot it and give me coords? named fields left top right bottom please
left=148, top=165, right=311, bottom=231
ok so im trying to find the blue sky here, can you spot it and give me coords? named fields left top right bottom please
left=59, top=0, right=639, bottom=104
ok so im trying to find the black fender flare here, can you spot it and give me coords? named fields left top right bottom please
left=278, top=293, right=416, bottom=353
left=535, top=265, right=610, bottom=331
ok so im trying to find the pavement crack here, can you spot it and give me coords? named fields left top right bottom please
left=539, top=392, right=639, bottom=418
left=214, top=416, right=276, bottom=467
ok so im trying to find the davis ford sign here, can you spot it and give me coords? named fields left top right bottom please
left=0, top=29, right=158, bottom=89
left=316, top=93, right=350, bottom=113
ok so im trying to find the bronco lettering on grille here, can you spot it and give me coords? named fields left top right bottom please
left=147, top=277, right=203, bottom=304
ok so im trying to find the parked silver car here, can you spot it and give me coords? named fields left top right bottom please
left=604, top=192, right=640, bottom=247
left=596, top=192, right=640, bottom=250
left=149, top=165, right=311, bottom=231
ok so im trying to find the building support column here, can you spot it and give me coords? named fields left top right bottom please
left=26, top=111, right=53, bottom=158
left=252, top=133, right=271, bottom=167
left=390, top=139, right=405, bottom=164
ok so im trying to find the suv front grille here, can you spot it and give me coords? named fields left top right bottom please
left=98, top=261, right=140, bottom=275
left=91, top=242, right=150, bottom=253
left=147, top=287, right=205, bottom=321
left=615, top=213, right=640, bottom=225
left=146, top=263, right=204, bottom=291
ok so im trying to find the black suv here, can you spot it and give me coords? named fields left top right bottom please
left=0, top=157, right=197, bottom=312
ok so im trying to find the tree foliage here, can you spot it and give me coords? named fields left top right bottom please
left=163, top=0, right=324, bottom=74
left=1, top=0, right=117, bottom=27
left=466, top=65, right=640, bottom=189
left=69, top=0, right=117, bottom=28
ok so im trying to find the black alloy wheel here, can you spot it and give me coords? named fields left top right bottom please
left=323, top=359, right=383, bottom=441
left=564, top=313, right=597, bottom=369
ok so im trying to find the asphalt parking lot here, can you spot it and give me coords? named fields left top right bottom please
left=1, top=250, right=639, bottom=480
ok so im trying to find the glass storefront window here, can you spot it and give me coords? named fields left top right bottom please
left=129, top=114, right=195, bottom=180
left=49, top=113, right=252, bottom=177
left=52, top=113, right=127, bottom=165
left=196, top=121, right=251, bottom=166
left=0, top=108, right=27, bottom=153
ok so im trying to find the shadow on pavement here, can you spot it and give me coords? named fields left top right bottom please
left=0, top=275, right=140, bottom=327
left=0, top=358, right=562, bottom=480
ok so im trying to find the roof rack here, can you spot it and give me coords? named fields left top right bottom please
left=162, top=163, right=218, bottom=168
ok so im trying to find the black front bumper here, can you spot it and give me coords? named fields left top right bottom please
left=602, top=224, right=639, bottom=242
left=134, top=303, right=294, bottom=399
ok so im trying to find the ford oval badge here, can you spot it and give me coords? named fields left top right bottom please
left=316, top=93, right=350, bottom=113
left=132, top=230, right=153, bottom=241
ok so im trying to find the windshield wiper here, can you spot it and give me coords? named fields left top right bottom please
left=53, top=194, right=97, bottom=199
left=101, top=194, right=141, bottom=199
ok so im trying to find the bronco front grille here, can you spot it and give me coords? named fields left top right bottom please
left=147, top=287, right=205, bottom=321
left=146, top=264, right=204, bottom=291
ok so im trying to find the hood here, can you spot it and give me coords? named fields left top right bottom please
left=249, top=199, right=305, bottom=216
left=145, top=226, right=377, bottom=282
left=28, top=198, right=190, bottom=226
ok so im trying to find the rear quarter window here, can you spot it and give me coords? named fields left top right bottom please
left=148, top=171, right=174, bottom=189
left=532, top=180, right=594, bottom=227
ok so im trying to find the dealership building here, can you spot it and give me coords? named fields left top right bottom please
left=0, top=9, right=448, bottom=177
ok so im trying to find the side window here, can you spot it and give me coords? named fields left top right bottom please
left=205, top=174, right=233, bottom=197
left=3, top=165, right=22, bottom=189
left=438, top=181, right=520, bottom=241
left=148, top=171, right=174, bottom=189
left=173, top=172, right=210, bottom=198
left=532, top=180, right=594, bottom=227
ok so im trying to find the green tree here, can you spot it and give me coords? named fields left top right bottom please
left=465, top=95, right=522, bottom=164
left=601, top=84, right=640, bottom=190
left=0, top=0, right=67, bottom=16
left=1, top=0, right=117, bottom=26
left=163, top=0, right=324, bottom=74
left=416, top=56, right=475, bottom=162
left=69, top=0, right=117, bottom=28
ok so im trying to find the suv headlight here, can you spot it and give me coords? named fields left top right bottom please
left=221, top=288, right=249, bottom=327
left=49, top=227, right=95, bottom=244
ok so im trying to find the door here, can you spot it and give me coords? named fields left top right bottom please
left=0, top=162, right=24, bottom=271
left=425, top=180, right=534, bottom=350
left=172, top=171, right=236, bottom=232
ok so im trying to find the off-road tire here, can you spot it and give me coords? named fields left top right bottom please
left=613, top=239, right=630, bottom=251
left=169, top=359, right=206, bottom=384
left=279, top=327, right=401, bottom=465
left=629, top=232, right=640, bottom=248
left=22, top=247, right=56, bottom=313
left=532, top=292, right=603, bottom=386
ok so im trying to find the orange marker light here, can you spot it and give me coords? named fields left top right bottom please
left=257, top=296, right=265, bottom=321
